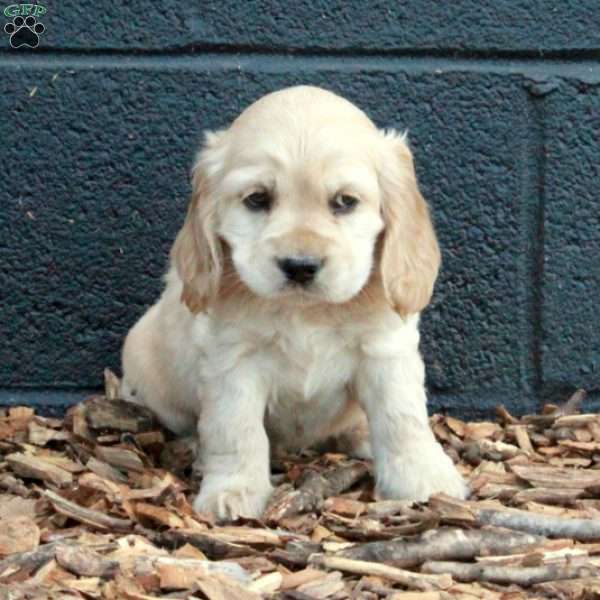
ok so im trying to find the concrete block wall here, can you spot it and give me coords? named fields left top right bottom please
left=1, top=2, right=599, bottom=417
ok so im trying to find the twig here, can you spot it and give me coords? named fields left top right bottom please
left=511, top=487, right=584, bottom=506
left=533, top=575, right=600, bottom=597
left=338, top=527, right=543, bottom=567
left=264, top=462, right=368, bottom=522
left=310, top=554, right=453, bottom=591
left=477, top=507, right=600, bottom=541
left=560, top=389, right=587, bottom=416
left=522, top=389, right=587, bottom=428
left=0, top=542, right=58, bottom=579
left=162, top=528, right=260, bottom=560
left=422, top=558, right=600, bottom=585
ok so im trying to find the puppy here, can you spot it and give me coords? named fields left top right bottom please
left=121, top=85, right=467, bottom=520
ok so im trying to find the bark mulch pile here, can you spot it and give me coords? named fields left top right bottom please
left=1, top=378, right=600, bottom=599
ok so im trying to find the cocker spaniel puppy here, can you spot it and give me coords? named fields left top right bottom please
left=122, top=85, right=467, bottom=520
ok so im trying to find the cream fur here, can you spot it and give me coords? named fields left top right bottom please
left=122, top=85, right=467, bottom=520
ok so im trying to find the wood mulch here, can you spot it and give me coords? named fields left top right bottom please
left=1, top=377, right=600, bottom=599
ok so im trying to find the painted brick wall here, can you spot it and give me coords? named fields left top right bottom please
left=1, top=2, right=599, bottom=417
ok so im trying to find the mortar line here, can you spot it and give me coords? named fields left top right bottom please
left=0, top=51, right=599, bottom=82
left=1, top=45, right=600, bottom=61
left=523, top=91, right=547, bottom=410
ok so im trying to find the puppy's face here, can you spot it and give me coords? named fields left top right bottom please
left=173, top=86, right=440, bottom=315
left=216, top=122, right=384, bottom=304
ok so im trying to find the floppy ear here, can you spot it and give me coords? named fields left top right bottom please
left=378, top=130, right=441, bottom=316
left=171, top=130, right=226, bottom=314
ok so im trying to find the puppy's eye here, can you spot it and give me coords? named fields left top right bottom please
left=243, top=191, right=272, bottom=212
left=330, top=194, right=359, bottom=215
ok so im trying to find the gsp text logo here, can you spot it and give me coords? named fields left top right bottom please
left=4, top=4, right=46, bottom=48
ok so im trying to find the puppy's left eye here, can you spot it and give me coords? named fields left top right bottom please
left=330, top=194, right=359, bottom=215
left=243, top=191, right=272, bottom=212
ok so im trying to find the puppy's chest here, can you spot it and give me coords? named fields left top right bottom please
left=262, top=323, right=357, bottom=448
left=201, top=314, right=360, bottom=448
left=202, top=312, right=359, bottom=400
left=265, top=321, right=357, bottom=401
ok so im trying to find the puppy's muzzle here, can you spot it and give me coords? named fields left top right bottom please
left=277, top=256, right=324, bottom=285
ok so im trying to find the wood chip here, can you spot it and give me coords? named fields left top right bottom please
left=297, top=570, right=345, bottom=598
left=4, top=389, right=600, bottom=599
left=103, top=368, right=121, bottom=401
left=0, top=494, right=37, bottom=520
left=155, top=557, right=249, bottom=589
left=323, top=496, right=367, bottom=517
left=45, top=490, right=131, bottom=532
left=0, top=516, right=40, bottom=556
left=133, top=503, right=184, bottom=529
left=389, top=593, right=445, bottom=600
left=280, top=567, right=327, bottom=590
left=512, top=425, right=535, bottom=455
left=6, top=452, right=73, bottom=487
left=28, top=420, right=70, bottom=446
left=84, top=397, right=155, bottom=433
left=94, top=445, right=145, bottom=473
left=511, top=463, right=600, bottom=488
left=464, top=422, right=501, bottom=440
left=55, top=544, right=117, bottom=577
left=195, top=574, right=261, bottom=600
left=246, top=571, right=283, bottom=593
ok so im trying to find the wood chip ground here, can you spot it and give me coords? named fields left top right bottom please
left=1, top=383, right=599, bottom=599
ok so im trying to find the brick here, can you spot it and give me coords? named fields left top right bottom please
left=28, top=1, right=600, bottom=53
left=541, top=81, right=600, bottom=401
left=0, top=62, right=530, bottom=415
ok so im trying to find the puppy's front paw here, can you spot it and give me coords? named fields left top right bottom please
left=193, top=476, right=273, bottom=521
left=376, top=441, right=468, bottom=503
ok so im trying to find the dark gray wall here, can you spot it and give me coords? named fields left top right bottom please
left=1, top=2, right=599, bottom=417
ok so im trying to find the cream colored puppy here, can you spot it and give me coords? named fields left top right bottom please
left=122, top=85, right=467, bottom=520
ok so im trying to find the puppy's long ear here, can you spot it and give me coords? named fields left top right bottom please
left=378, top=130, right=441, bottom=316
left=171, top=130, right=227, bottom=313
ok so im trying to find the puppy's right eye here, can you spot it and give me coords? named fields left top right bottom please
left=243, top=191, right=272, bottom=212
left=330, top=193, right=359, bottom=215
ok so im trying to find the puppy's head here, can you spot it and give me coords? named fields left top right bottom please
left=172, top=86, right=440, bottom=315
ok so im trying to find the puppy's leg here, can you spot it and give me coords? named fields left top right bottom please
left=121, top=377, right=196, bottom=435
left=194, top=365, right=273, bottom=521
left=335, top=416, right=372, bottom=460
left=329, top=403, right=373, bottom=459
left=356, top=351, right=467, bottom=502
left=121, top=306, right=196, bottom=436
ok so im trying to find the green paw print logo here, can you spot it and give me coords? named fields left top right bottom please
left=4, top=3, right=46, bottom=48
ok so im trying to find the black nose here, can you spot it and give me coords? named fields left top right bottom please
left=277, top=257, right=323, bottom=285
